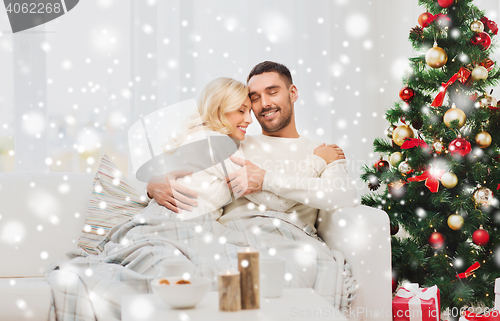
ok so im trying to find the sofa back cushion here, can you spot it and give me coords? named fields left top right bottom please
left=0, top=172, right=93, bottom=277
left=77, top=155, right=148, bottom=254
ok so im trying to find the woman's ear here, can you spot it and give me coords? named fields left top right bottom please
left=289, top=84, right=299, bottom=104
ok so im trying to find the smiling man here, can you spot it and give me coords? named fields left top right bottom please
left=147, top=61, right=357, bottom=233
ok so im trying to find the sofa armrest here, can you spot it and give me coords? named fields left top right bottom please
left=316, top=205, right=392, bottom=320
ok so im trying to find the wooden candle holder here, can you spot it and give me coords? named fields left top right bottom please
left=238, top=248, right=259, bottom=310
left=218, top=271, right=241, bottom=312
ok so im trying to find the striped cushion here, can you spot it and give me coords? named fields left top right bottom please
left=77, top=154, right=148, bottom=254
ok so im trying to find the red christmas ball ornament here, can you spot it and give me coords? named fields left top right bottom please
left=472, top=228, right=490, bottom=246
left=471, top=32, right=492, bottom=51
left=448, top=138, right=472, bottom=157
left=374, top=159, right=390, bottom=173
left=481, top=17, right=499, bottom=35
left=428, top=232, right=445, bottom=250
left=392, top=273, right=399, bottom=293
left=437, top=0, right=454, bottom=8
left=399, top=86, right=415, bottom=103
left=418, top=12, right=433, bottom=27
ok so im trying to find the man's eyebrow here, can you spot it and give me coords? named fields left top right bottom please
left=249, top=85, right=280, bottom=98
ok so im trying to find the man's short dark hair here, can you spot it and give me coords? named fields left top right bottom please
left=247, top=61, right=293, bottom=87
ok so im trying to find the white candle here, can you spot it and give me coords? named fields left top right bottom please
left=218, top=270, right=241, bottom=312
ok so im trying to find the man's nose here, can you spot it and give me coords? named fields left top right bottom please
left=261, top=95, right=271, bottom=108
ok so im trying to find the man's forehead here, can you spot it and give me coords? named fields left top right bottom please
left=248, top=72, right=285, bottom=91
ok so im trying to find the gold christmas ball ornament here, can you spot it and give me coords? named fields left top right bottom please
left=389, top=152, right=404, bottom=167
left=470, top=20, right=485, bottom=33
left=425, top=43, right=448, bottom=68
left=471, top=66, right=488, bottom=80
left=475, top=131, right=492, bottom=148
left=443, top=104, right=466, bottom=128
left=473, top=187, right=494, bottom=206
left=441, top=172, right=458, bottom=188
left=392, top=125, right=414, bottom=146
left=447, top=214, right=464, bottom=230
left=478, top=93, right=498, bottom=108
left=398, top=161, right=412, bottom=175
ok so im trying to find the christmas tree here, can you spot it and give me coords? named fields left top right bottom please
left=360, top=0, right=500, bottom=313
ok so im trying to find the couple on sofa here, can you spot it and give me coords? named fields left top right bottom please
left=146, top=61, right=357, bottom=233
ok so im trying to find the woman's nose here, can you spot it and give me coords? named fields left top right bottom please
left=245, top=111, right=253, bottom=124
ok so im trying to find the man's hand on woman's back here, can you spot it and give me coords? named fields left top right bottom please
left=313, top=143, right=345, bottom=164
left=146, top=170, right=199, bottom=213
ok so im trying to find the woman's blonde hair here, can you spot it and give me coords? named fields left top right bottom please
left=161, top=77, right=248, bottom=152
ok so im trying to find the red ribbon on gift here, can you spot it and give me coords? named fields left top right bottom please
left=431, top=68, right=472, bottom=107
left=463, top=310, right=500, bottom=321
left=422, top=13, right=451, bottom=28
left=407, top=169, right=445, bottom=193
left=401, top=138, right=431, bottom=153
left=456, top=261, right=480, bottom=279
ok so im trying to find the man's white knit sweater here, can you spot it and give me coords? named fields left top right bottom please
left=219, top=134, right=357, bottom=233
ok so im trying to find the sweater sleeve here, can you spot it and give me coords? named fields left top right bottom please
left=262, top=158, right=357, bottom=212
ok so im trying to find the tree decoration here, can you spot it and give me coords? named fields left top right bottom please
left=374, top=158, right=390, bottom=172
left=368, top=177, right=381, bottom=191
left=388, top=180, right=407, bottom=198
left=425, top=42, right=448, bottom=68
left=471, top=65, right=488, bottom=80
left=410, top=26, right=424, bottom=39
left=398, top=161, right=412, bottom=175
left=443, top=104, right=466, bottom=128
left=389, top=152, right=404, bottom=167
left=475, top=131, right=492, bottom=148
left=399, top=86, right=415, bottom=103
left=448, top=137, right=472, bottom=157
left=441, top=172, right=458, bottom=188
left=470, top=20, right=485, bottom=33
left=411, top=118, right=423, bottom=130
left=472, top=226, right=490, bottom=246
left=480, top=16, right=499, bottom=35
left=385, top=126, right=395, bottom=138
left=430, top=68, right=471, bottom=107
left=447, top=214, right=464, bottom=230
left=437, top=0, right=454, bottom=8
left=392, top=125, right=414, bottom=146
left=473, top=186, right=494, bottom=206
left=478, top=92, right=497, bottom=108
left=471, top=32, right=492, bottom=51
left=418, top=12, right=433, bottom=27
left=408, top=168, right=446, bottom=192
left=428, top=232, right=445, bottom=249
left=390, top=223, right=400, bottom=236
left=433, top=141, right=445, bottom=154
left=401, top=138, right=431, bottom=153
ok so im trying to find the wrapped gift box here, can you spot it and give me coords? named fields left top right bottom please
left=393, top=283, right=440, bottom=321
left=496, top=278, right=500, bottom=310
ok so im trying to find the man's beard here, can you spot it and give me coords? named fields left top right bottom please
left=259, top=102, right=293, bottom=133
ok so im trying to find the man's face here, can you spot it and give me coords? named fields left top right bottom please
left=248, top=72, right=296, bottom=133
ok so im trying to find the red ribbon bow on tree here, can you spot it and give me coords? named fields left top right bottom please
left=401, top=138, right=431, bottom=153
left=407, top=169, right=446, bottom=193
left=431, top=67, right=472, bottom=107
left=456, top=261, right=481, bottom=279
left=422, top=13, right=451, bottom=28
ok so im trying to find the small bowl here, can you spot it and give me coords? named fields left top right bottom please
left=151, top=277, right=212, bottom=309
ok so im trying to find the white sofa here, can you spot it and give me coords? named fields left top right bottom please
left=0, top=171, right=392, bottom=321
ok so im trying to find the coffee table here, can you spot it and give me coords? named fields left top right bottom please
left=122, top=288, right=348, bottom=321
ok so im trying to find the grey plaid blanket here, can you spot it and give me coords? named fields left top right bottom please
left=45, top=200, right=357, bottom=321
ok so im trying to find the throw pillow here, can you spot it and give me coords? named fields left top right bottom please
left=77, top=154, right=148, bottom=254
